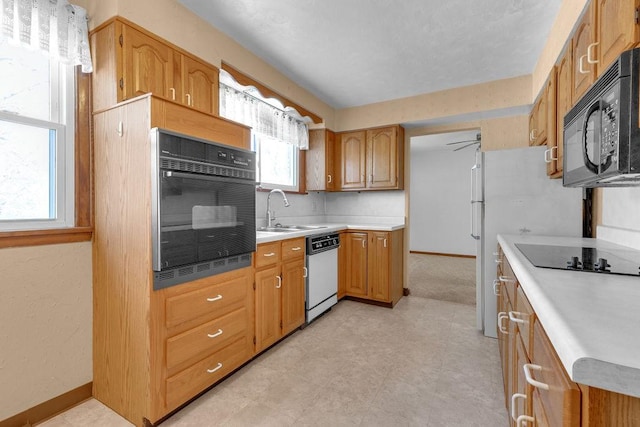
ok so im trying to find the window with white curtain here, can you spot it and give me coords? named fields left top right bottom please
left=0, top=0, right=92, bottom=231
left=218, top=71, right=309, bottom=191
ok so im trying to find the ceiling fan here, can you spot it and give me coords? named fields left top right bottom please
left=446, top=133, right=481, bottom=151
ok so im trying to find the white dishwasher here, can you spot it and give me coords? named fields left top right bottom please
left=305, top=232, right=340, bottom=323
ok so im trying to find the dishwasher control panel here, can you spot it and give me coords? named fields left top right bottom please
left=306, top=233, right=340, bottom=254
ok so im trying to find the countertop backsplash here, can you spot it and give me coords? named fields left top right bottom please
left=255, top=189, right=406, bottom=228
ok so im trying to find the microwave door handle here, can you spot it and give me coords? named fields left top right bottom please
left=582, top=101, right=601, bottom=174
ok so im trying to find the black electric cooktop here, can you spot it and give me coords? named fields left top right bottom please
left=515, top=244, right=640, bottom=277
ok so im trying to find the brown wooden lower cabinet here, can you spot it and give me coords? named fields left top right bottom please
left=254, top=237, right=306, bottom=353
left=497, top=244, right=640, bottom=427
left=339, top=229, right=404, bottom=306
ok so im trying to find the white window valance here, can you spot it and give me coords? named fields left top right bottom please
left=0, top=0, right=93, bottom=73
left=219, top=72, right=309, bottom=149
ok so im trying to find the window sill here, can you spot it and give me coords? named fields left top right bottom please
left=0, top=227, right=93, bottom=249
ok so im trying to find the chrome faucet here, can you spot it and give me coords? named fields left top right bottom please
left=266, top=189, right=290, bottom=228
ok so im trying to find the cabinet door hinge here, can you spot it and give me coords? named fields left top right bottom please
left=119, top=78, right=124, bottom=90
left=280, top=320, right=283, bottom=329
left=636, top=7, right=639, bottom=24
left=253, top=281, right=256, bottom=290
left=253, top=336, right=256, bottom=345
left=119, top=34, right=123, bottom=46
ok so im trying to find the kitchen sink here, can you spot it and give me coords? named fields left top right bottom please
left=256, top=225, right=328, bottom=233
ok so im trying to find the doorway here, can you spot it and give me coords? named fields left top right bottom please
left=407, top=129, right=481, bottom=306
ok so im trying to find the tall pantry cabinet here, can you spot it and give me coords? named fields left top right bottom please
left=92, top=95, right=254, bottom=426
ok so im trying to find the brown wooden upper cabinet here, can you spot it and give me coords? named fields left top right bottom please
left=336, top=125, right=404, bottom=191
left=529, top=71, right=555, bottom=147
left=551, top=45, right=573, bottom=178
left=597, top=0, right=640, bottom=73
left=306, top=128, right=336, bottom=191
left=91, top=17, right=219, bottom=116
left=572, top=1, right=597, bottom=101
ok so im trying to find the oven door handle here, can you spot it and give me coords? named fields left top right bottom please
left=163, top=170, right=255, bottom=185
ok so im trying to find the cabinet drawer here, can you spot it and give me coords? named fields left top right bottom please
left=165, top=275, right=248, bottom=329
left=255, top=242, right=281, bottom=268
left=166, top=307, right=248, bottom=376
left=531, top=321, right=580, bottom=427
left=282, top=237, right=305, bottom=261
left=515, top=285, right=535, bottom=356
left=165, top=336, right=250, bottom=409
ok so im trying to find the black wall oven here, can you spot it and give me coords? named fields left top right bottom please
left=151, top=128, right=256, bottom=289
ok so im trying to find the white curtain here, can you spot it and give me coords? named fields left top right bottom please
left=219, top=82, right=309, bottom=150
left=0, top=0, right=93, bottom=73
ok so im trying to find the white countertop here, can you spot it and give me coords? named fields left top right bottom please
left=498, top=234, right=640, bottom=397
left=256, top=223, right=405, bottom=243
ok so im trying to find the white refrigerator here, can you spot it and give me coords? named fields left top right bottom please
left=473, top=146, right=583, bottom=338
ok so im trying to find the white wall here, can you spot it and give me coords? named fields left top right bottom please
left=409, top=133, right=477, bottom=255
left=0, top=242, right=92, bottom=420
left=598, top=188, right=640, bottom=250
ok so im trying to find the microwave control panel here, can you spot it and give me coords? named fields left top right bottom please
left=600, top=85, right=620, bottom=169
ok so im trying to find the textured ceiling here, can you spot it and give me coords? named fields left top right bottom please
left=178, top=0, right=562, bottom=110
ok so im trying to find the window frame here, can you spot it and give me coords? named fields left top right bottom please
left=0, top=67, right=92, bottom=249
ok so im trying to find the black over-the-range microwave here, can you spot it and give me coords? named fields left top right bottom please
left=563, top=47, right=640, bottom=187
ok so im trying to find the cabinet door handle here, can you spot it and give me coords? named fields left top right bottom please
left=530, top=129, right=537, bottom=141
left=276, top=275, right=282, bottom=288
left=362, top=239, right=366, bottom=248
left=499, top=275, right=516, bottom=283
left=383, top=238, right=387, bottom=248
left=169, top=87, right=176, bottom=100
left=497, top=312, right=509, bottom=334
left=579, top=54, right=589, bottom=74
left=117, top=121, right=124, bottom=137
left=303, top=267, right=308, bottom=278
left=544, top=148, right=552, bottom=163
left=523, top=363, right=550, bottom=390
left=186, top=93, right=192, bottom=106
left=263, top=252, right=276, bottom=257
left=494, top=258, right=503, bottom=264
left=511, top=393, right=527, bottom=422
left=493, top=279, right=501, bottom=296
left=517, top=415, right=535, bottom=427
left=550, top=146, right=558, bottom=161
left=509, top=311, right=527, bottom=324
left=206, top=294, right=223, bottom=302
left=587, top=42, right=599, bottom=64
left=327, top=174, right=332, bottom=183
left=207, top=362, right=223, bottom=373
left=207, top=329, right=223, bottom=339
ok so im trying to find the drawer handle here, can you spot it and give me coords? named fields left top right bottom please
left=263, top=252, right=276, bottom=257
left=276, top=275, right=282, bottom=289
left=303, top=267, right=308, bottom=278
left=207, top=362, right=223, bottom=374
left=291, top=247, right=302, bottom=251
left=508, top=311, right=527, bottom=325
left=511, top=393, right=527, bottom=421
left=517, top=415, right=535, bottom=427
left=206, top=295, right=223, bottom=302
left=497, top=312, right=509, bottom=335
left=523, top=363, right=549, bottom=390
left=493, top=279, right=501, bottom=296
left=499, top=275, right=516, bottom=283
left=207, top=329, right=223, bottom=339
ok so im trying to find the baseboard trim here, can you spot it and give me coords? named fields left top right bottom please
left=410, top=250, right=476, bottom=259
left=0, top=382, right=92, bottom=427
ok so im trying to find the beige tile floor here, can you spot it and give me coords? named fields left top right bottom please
left=38, top=297, right=507, bottom=427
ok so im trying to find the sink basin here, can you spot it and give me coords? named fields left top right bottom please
left=256, top=225, right=328, bottom=233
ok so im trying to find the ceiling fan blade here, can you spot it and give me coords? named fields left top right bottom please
left=446, top=139, right=479, bottom=145
left=453, top=141, right=480, bottom=151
